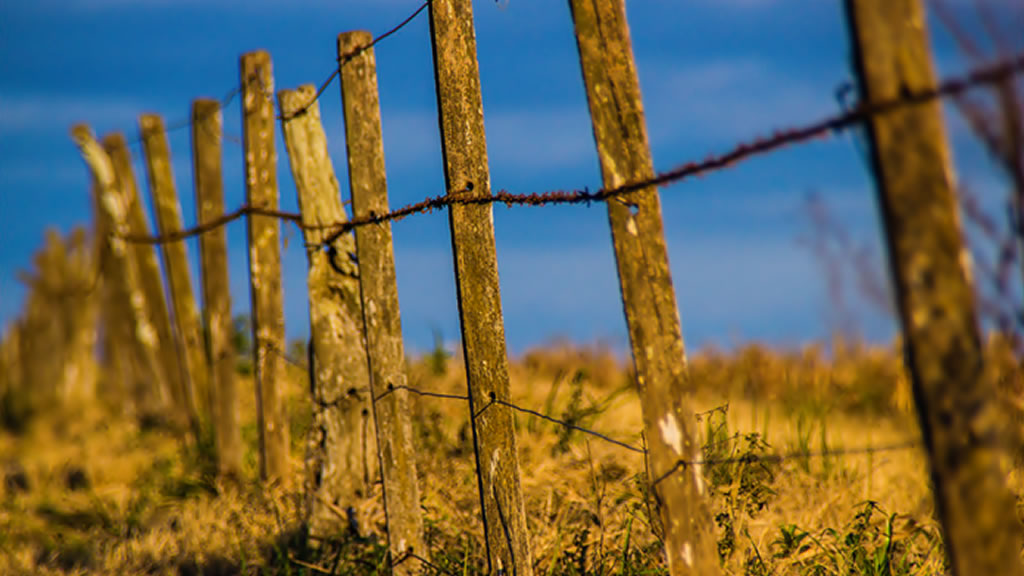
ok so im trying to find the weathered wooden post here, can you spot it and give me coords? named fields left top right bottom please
left=427, top=2, right=533, bottom=574
left=192, top=99, right=243, bottom=478
left=72, top=124, right=169, bottom=420
left=60, top=228, right=100, bottom=400
left=103, top=133, right=190, bottom=427
left=845, top=1, right=1024, bottom=574
left=140, top=114, right=209, bottom=438
left=241, top=50, right=290, bottom=484
left=339, top=30, right=425, bottom=573
left=277, top=84, right=378, bottom=538
left=567, top=2, right=720, bottom=574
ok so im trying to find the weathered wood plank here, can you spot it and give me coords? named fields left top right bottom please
left=339, top=30, right=425, bottom=574
left=845, top=1, right=1024, bottom=574
left=72, top=124, right=168, bottom=421
left=278, top=84, right=377, bottom=539
left=103, top=132, right=191, bottom=430
left=568, top=1, right=719, bottom=574
left=139, top=114, right=209, bottom=439
left=240, top=51, right=290, bottom=484
left=427, top=2, right=533, bottom=574
left=192, top=99, right=243, bottom=478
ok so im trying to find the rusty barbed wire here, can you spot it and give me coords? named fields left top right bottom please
left=117, top=51, right=1024, bottom=249
left=119, top=203, right=302, bottom=245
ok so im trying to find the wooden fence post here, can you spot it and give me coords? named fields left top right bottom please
left=277, top=85, right=378, bottom=538
left=567, top=1, right=719, bottom=574
left=59, top=228, right=100, bottom=400
left=103, top=133, right=190, bottom=427
left=427, top=2, right=534, bottom=574
left=845, top=1, right=1024, bottom=574
left=241, top=50, right=290, bottom=485
left=192, top=99, right=243, bottom=478
left=338, top=30, right=425, bottom=573
left=140, top=114, right=209, bottom=439
left=72, top=124, right=169, bottom=420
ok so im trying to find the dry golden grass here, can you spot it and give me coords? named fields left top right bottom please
left=2, top=338, right=1021, bottom=575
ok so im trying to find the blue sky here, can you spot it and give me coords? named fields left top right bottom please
left=1, top=0, right=1020, bottom=356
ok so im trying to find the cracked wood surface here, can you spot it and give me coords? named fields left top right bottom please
left=278, top=84, right=378, bottom=541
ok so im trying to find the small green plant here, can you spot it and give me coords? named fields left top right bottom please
left=428, top=327, right=451, bottom=377
left=554, top=371, right=605, bottom=455
left=230, top=314, right=254, bottom=375
left=768, top=502, right=945, bottom=575
left=700, top=405, right=779, bottom=566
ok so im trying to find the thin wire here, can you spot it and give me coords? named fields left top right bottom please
left=373, top=383, right=469, bottom=404
left=277, top=1, right=430, bottom=121
left=125, top=85, right=241, bottom=148
left=492, top=397, right=645, bottom=454
left=649, top=440, right=921, bottom=490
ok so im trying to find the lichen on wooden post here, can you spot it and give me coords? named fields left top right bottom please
left=427, top=2, right=534, bottom=574
left=71, top=124, right=168, bottom=421
left=845, top=1, right=1024, bottom=574
left=240, top=50, right=290, bottom=485
left=339, top=30, right=426, bottom=573
left=103, top=132, right=192, bottom=431
left=139, top=114, right=209, bottom=439
left=567, top=1, right=720, bottom=574
left=277, top=84, right=378, bottom=539
left=192, top=99, right=243, bottom=479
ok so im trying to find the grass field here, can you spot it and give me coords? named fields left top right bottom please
left=2, top=338, right=1021, bottom=575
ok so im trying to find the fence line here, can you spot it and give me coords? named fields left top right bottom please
left=268, top=337, right=919, bottom=468
left=7, top=2, right=1020, bottom=574
left=110, top=51, right=1024, bottom=251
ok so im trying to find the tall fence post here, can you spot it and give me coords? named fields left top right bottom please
left=72, top=124, right=169, bottom=420
left=240, top=50, right=290, bottom=485
left=567, top=1, right=719, bottom=574
left=192, top=99, right=243, bottom=479
left=844, top=1, right=1024, bottom=574
left=140, top=114, right=209, bottom=440
left=277, top=85, right=378, bottom=538
left=103, top=132, right=190, bottom=429
left=427, top=2, right=534, bottom=574
left=339, top=30, right=425, bottom=573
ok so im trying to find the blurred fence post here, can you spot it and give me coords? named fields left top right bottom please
left=72, top=124, right=168, bottom=420
left=192, top=99, right=243, bottom=478
left=339, top=30, right=425, bottom=573
left=240, top=50, right=290, bottom=485
left=845, top=1, right=1024, bottom=574
left=427, top=2, right=534, bottom=574
left=103, top=133, right=189, bottom=427
left=140, top=114, right=209, bottom=439
left=60, top=228, right=100, bottom=400
left=567, top=1, right=719, bottom=574
left=277, top=84, right=377, bottom=538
